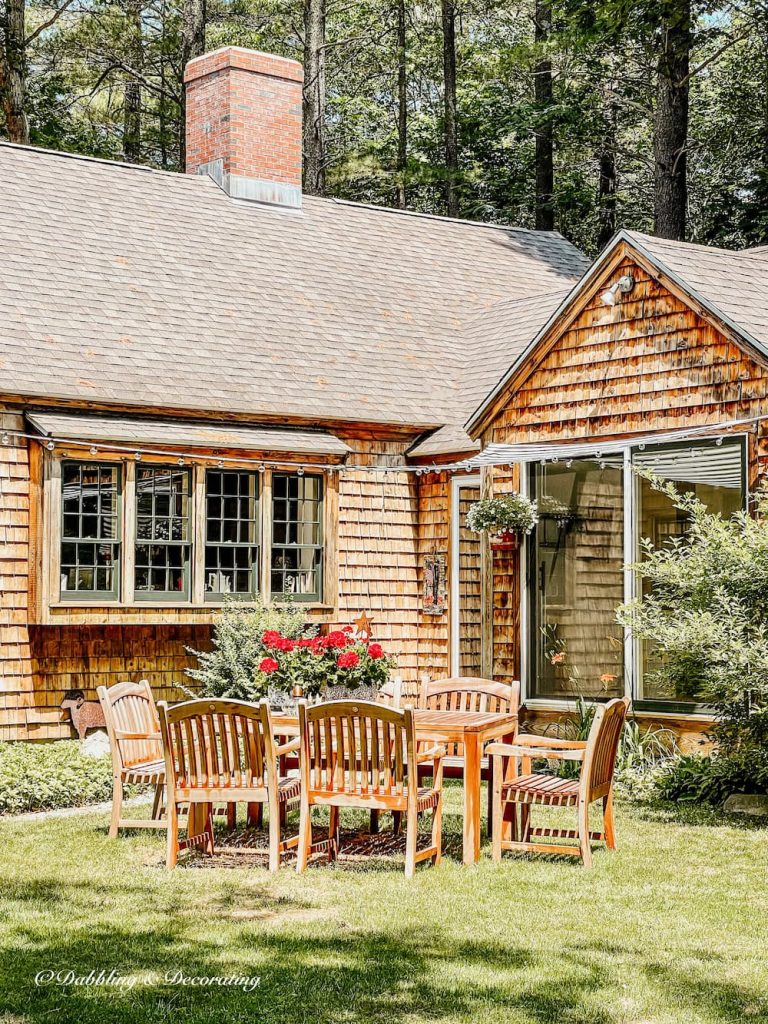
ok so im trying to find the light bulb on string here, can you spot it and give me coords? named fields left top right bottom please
left=297, top=466, right=305, bottom=477
left=46, top=440, right=55, bottom=451
left=134, top=452, right=142, bottom=462
left=178, top=458, right=185, bottom=467
left=89, top=446, right=98, bottom=456
left=217, top=460, right=224, bottom=469
left=1, top=433, right=9, bottom=445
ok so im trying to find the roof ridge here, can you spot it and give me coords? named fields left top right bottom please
left=318, top=194, right=576, bottom=237
left=0, top=139, right=193, bottom=180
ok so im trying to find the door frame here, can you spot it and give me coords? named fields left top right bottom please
left=450, top=473, right=481, bottom=676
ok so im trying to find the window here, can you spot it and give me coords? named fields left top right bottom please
left=205, top=470, right=259, bottom=598
left=526, top=438, right=746, bottom=708
left=134, top=466, right=192, bottom=600
left=54, top=460, right=329, bottom=608
left=271, top=473, right=324, bottom=601
left=60, top=462, right=120, bottom=598
left=634, top=439, right=744, bottom=704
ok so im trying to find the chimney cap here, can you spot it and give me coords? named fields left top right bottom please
left=184, top=46, right=303, bottom=85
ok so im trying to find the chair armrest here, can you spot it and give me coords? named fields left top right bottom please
left=513, top=733, right=587, bottom=750
left=415, top=744, right=446, bottom=763
left=275, top=738, right=301, bottom=757
left=486, top=741, right=585, bottom=762
left=114, top=729, right=161, bottom=741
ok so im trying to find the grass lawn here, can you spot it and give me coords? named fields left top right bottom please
left=1, top=784, right=767, bottom=1024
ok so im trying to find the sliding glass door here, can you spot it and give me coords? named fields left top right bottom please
left=527, top=438, right=746, bottom=707
left=530, top=457, right=625, bottom=700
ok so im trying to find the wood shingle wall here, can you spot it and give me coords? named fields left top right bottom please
left=483, top=256, right=768, bottom=690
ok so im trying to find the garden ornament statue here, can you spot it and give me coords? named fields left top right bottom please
left=60, top=689, right=107, bottom=740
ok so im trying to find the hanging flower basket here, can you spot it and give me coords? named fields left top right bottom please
left=466, top=493, right=538, bottom=551
left=490, top=529, right=520, bottom=552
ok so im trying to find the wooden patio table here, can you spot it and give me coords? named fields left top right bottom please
left=272, top=707, right=518, bottom=865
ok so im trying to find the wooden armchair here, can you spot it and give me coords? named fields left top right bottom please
left=296, top=700, right=445, bottom=878
left=97, top=680, right=167, bottom=838
left=489, top=696, right=630, bottom=867
left=157, top=698, right=300, bottom=870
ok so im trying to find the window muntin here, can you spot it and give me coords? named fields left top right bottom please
left=134, top=466, right=192, bottom=600
left=271, top=474, right=324, bottom=601
left=60, top=462, right=121, bottom=598
left=204, top=470, right=260, bottom=598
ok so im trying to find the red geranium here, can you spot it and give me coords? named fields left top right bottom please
left=326, top=630, right=350, bottom=648
left=259, top=657, right=279, bottom=674
left=342, top=625, right=354, bottom=633
left=337, top=651, right=360, bottom=670
left=262, top=630, right=282, bottom=648
left=367, top=643, right=384, bottom=660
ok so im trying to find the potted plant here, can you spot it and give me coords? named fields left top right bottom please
left=466, top=492, right=538, bottom=550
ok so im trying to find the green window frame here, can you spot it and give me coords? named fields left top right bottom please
left=60, top=461, right=121, bottom=600
left=271, top=473, right=324, bottom=602
left=134, top=465, right=192, bottom=601
left=204, top=469, right=260, bottom=600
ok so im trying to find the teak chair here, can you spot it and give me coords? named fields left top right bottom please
left=419, top=675, right=520, bottom=822
left=97, top=680, right=167, bottom=837
left=489, top=696, right=630, bottom=868
left=157, top=698, right=300, bottom=870
left=296, top=700, right=445, bottom=878
left=376, top=676, right=403, bottom=707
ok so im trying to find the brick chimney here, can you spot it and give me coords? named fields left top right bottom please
left=184, top=47, right=303, bottom=209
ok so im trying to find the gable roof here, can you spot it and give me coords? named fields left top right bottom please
left=0, top=142, right=587, bottom=436
left=465, top=228, right=768, bottom=435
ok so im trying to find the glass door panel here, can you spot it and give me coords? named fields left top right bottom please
left=531, top=457, right=625, bottom=699
left=634, top=439, right=745, bottom=702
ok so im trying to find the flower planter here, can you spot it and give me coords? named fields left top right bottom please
left=490, top=530, right=520, bottom=552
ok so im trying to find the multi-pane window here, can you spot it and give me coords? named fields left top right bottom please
left=60, top=462, right=120, bottom=598
left=135, top=466, right=192, bottom=599
left=271, top=474, right=324, bottom=601
left=205, top=470, right=259, bottom=598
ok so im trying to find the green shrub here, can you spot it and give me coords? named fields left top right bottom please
left=0, top=741, right=113, bottom=815
left=185, top=597, right=307, bottom=700
left=656, top=748, right=768, bottom=805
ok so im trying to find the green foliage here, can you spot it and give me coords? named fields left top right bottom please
left=617, top=476, right=768, bottom=752
left=656, top=749, right=768, bottom=805
left=185, top=598, right=307, bottom=701
left=0, top=741, right=113, bottom=815
left=466, top=493, right=538, bottom=536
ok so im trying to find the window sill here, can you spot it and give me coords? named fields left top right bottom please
left=522, top=698, right=715, bottom=721
left=48, top=601, right=337, bottom=614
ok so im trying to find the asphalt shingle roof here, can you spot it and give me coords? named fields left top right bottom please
left=0, top=142, right=588, bottom=437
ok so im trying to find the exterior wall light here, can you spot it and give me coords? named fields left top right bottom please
left=600, top=273, right=636, bottom=306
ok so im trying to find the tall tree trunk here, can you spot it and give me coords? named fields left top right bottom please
left=441, top=0, right=459, bottom=217
left=596, top=90, right=617, bottom=249
left=654, top=0, right=690, bottom=240
left=533, top=0, right=554, bottom=231
left=303, top=0, right=326, bottom=195
left=396, top=0, right=407, bottom=209
left=179, top=0, right=205, bottom=169
left=123, top=0, right=143, bottom=162
left=1, top=0, right=29, bottom=144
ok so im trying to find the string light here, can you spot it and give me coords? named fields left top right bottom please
left=89, top=446, right=98, bottom=456
left=46, top=440, right=55, bottom=451
left=134, top=451, right=142, bottom=462
left=177, top=457, right=185, bottom=467
left=217, top=459, right=224, bottom=469
left=1, top=432, right=8, bottom=445
left=297, top=466, right=305, bottom=477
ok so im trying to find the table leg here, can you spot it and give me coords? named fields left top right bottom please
left=486, top=754, right=494, bottom=837
left=463, top=734, right=482, bottom=865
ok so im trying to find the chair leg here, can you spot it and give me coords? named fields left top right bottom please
left=404, top=805, right=418, bottom=879
left=603, top=791, right=617, bottom=851
left=431, top=795, right=442, bottom=866
left=226, top=802, right=237, bottom=830
left=369, top=810, right=380, bottom=834
left=328, top=806, right=340, bottom=862
left=268, top=800, right=281, bottom=873
left=392, top=811, right=403, bottom=835
left=491, top=764, right=503, bottom=863
left=578, top=799, right=593, bottom=868
left=165, top=801, right=179, bottom=869
left=151, top=783, right=164, bottom=822
left=247, top=802, right=263, bottom=828
left=204, top=804, right=215, bottom=856
left=520, top=803, right=531, bottom=843
left=108, top=776, right=123, bottom=838
left=296, top=801, right=312, bottom=873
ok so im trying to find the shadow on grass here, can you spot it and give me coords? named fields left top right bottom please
left=631, top=799, right=768, bottom=831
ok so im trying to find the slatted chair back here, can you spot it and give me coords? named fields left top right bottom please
left=581, top=697, right=630, bottom=802
left=299, top=700, right=416, bottom=806
left=98, top=679, right=162, bottom=771
left=376, top=676, right=403, bottom=707
left=158, top=698, right=279, bottom=799
left=419, top=676, right=520, bottom=714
